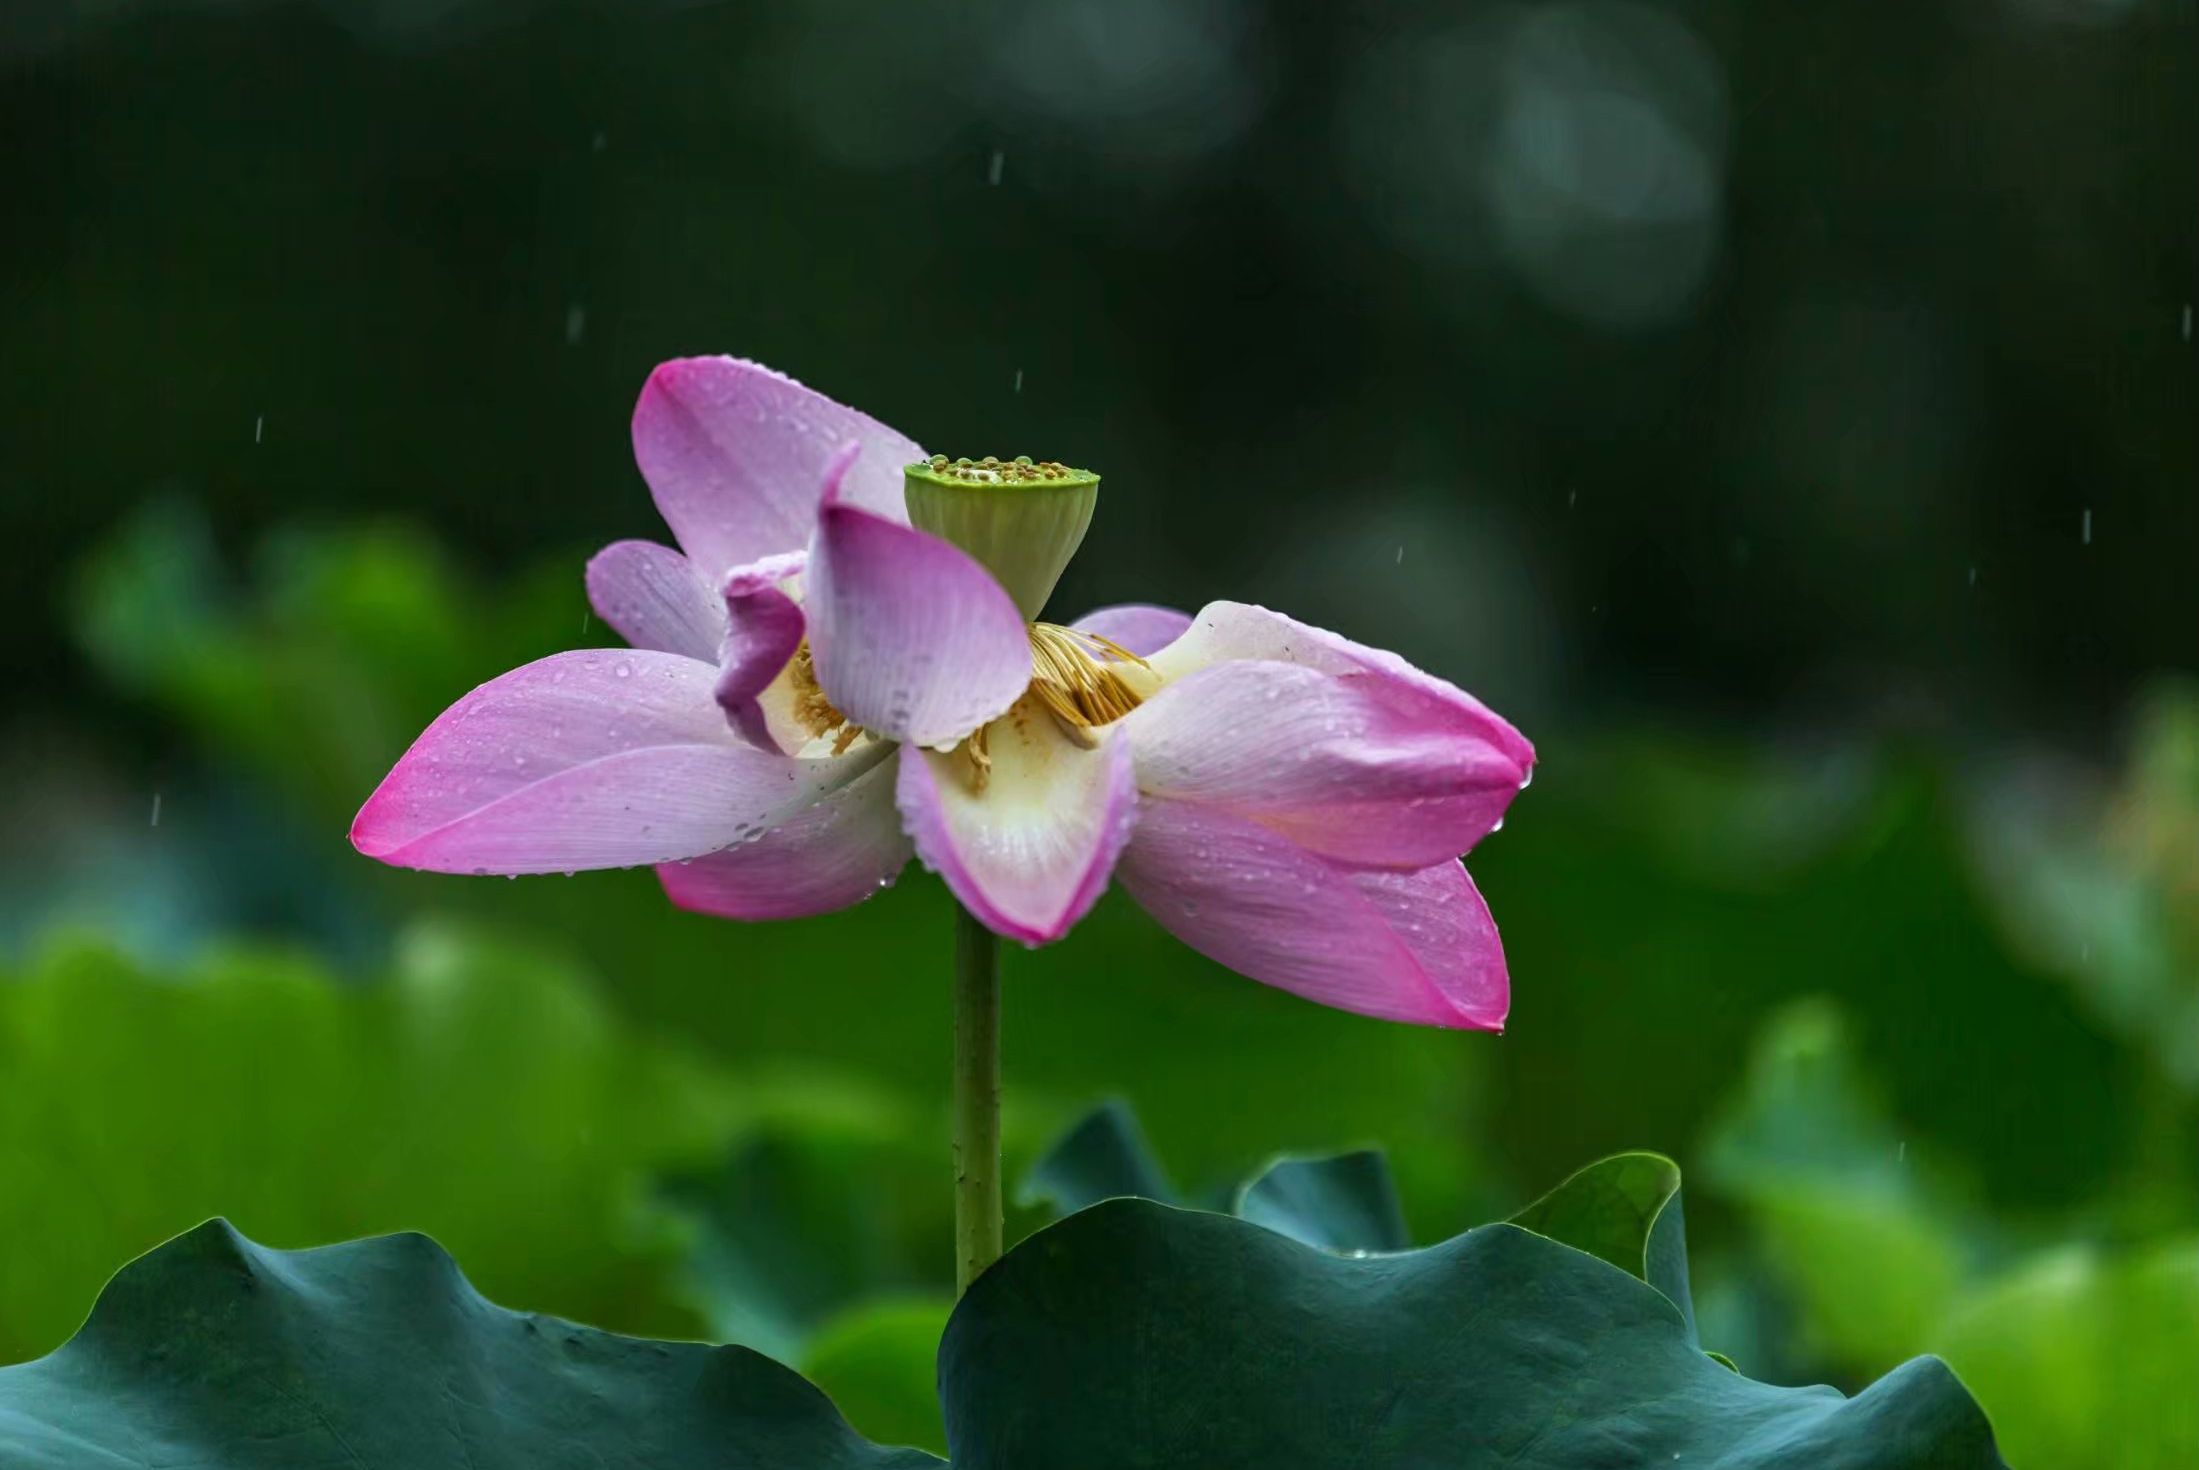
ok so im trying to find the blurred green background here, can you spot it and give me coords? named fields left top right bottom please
left=4, top=1, right=2195, bottom=1464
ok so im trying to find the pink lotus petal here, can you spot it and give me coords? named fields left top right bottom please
left=713, top=550, right=808, bottom=754
left=658, top=754, right=911, bottom=920
left=584, top=540, right=726, bottom=663
left=1121, top=659, right=1526, bottom=868
left=896, top=710, right=1137, bottom=945
left=1348, top=858, right=1507, bottom=1027
left=806, top=454, right=1032, bottom=749
left=351, top=650, right=859, bottom=875
left=1116, top=797, right=1507, bottom=1029
left=1070, top=603, right=1193, bottom=658
left=631, top=356, right=923, bottom=580
left=1150, top=601, right=1536, bottom=775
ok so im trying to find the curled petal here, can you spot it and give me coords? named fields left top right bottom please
left=714, top=551, right=808, bottom=753
left=1070, top=603, right=1193, bottom=658
left=631, top=356, right=923, bottom=578
left=897, top=706, right=1137, bottom=945
left=584, top=540, right=725, bottom=663
left=350, top=650, right=857, bottom=875
left=1149, top=601, right=1535, bottom=776
left=1116, top=798, right=1508, bottom=1029
left=806, top=451, right=1032, bottom=748
left=1122, top=660, right=1525, bottom=868
left=658, top=754, right=911, bottom=920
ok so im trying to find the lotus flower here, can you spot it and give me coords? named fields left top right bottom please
left=352, top=357, right=1533, bottom=1028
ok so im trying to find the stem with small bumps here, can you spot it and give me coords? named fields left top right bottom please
left=952, top=904, right=1003, bottom=1293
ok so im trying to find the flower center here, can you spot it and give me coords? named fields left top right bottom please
left=786, top=623, right=1149, bottom=774
left=1026, top=622, right=1152, bottom=733
left=904, top=456, right=1101, bottom=620
left=787, top=641, right=866, bottom=755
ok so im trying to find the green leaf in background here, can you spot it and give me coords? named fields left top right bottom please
left=1235, top=1149, right=1411, bottom=1254
left=0, top=1222, right=939, bottom=1470
left=653, top=1112, right=947, bottom=1363
left=802, top=1296, right=957, bottom=1460
left=1509, top=1150, right=1697, bottom=1341
left=1015, top=1098, right=1175, bottom=1215
left=0, top=920, right=744, bottom=1363
left=938, top=1197, right=2006, bottom=1468
left=1702, top=999, right=1969, bottom=1373
left=70, top=502, right=573, bottom=820
left=1937, top=1239, right=2199, bottom=1470
left=1702, top=996, right=2199, bottom=1465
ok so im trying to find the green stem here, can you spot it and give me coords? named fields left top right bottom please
left=952, top=904, right=1003, bottom=1293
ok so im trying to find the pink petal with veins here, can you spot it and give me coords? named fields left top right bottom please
left=805, top=447, right=1032, bottom=749
left=1117, top=797, right=1507, bottom=1029
left=1070, top=603, right=1193, bottom=658
left=631, top=356, right=922, bottom=580
left=896, top=713, right=1137, bottom=945
left=585, top=540, right=725, bottom=662
left=351, top=649, right=857, bottom=875
left=658, top=755, right=911, bottom=920
left=1121, top=659, right=1525, bottom=868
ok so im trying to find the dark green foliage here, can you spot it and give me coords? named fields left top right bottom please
left=1510, top=1151, right=1698, bottom=1342
left=1234, top=1150, right=1411, bottom=1254
left=0, top=1222, right=938, bottom=1470
left=0, top=1148, right=2007, bottom=1469
left=940, top=1199, right=2003, bottom=1469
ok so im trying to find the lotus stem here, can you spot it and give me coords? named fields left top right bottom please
left=952, top=903, right=1003, bottom=1293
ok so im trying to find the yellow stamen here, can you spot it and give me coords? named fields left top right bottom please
left=965, top=723, right=992, bottom=791
left=787, top=641, right=865, bottom=749
left=1024, top=622, right=1153, bottom=741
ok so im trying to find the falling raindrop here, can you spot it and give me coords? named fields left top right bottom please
left=565, top=304, right=587, bottom=345
left=987, top=150, right=1005, bottom=186
left=253, top=414, right=264, bottom=444
left=148, top=792, right=162, bottom=827
left=1013, top=368, right=1024, bottom=393
left=2082, top=507, right=2092, bottom=546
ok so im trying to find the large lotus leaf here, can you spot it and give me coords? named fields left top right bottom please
left=1509, top=1150, right=1696, bottom=1341
left=939, top=1198, right=2005, bottom=1469
left=1234, top=1149, right=1410, bottom=1253
left=0, top=1221, right=938, bottom=1470
left=1937, top=1238, right=2199, bottom=1470
left=0, top=922, right=744, bottom=1362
